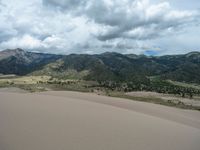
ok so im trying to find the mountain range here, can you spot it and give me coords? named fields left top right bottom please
left=0, top=48, right=200, bottom=84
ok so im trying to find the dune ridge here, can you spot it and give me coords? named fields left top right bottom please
left=0, top=91, right=200, bottom=150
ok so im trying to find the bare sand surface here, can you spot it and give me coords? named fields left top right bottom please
left=0, top=91, right=200, bottom=150
left=40, top=91, right=200, bottom=129
left=0, top=87, right=27, bottom=93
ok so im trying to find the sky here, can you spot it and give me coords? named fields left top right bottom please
left=0, top=0, right=199, bottom=55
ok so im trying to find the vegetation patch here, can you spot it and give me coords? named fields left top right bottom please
left=1, top=74, right=200, bottom=111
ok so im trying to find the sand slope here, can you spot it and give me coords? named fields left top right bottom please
left=0, top=91, right=200, bottom=150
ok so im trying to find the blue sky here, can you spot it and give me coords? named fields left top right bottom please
left=0, top=0, right=199, bottom=55
left=144, top=50, right=160, bottom=56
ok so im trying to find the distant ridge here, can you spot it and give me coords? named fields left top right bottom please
left=1, top=48, right=199, bottom=57
left=0, top=48, right=200, bottom=83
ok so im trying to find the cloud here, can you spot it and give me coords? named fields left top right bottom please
left=43, top=0, right=199, bottom=41
left=0, top=34, right=42, bottom=49
left=43, top=0, right=87, bottom=11
left=0, top=0, right=199, bottom=55
left=85, top=0, right=199, bottom=41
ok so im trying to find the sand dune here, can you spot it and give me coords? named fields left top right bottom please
left=0, top=91, right=200, bottom=150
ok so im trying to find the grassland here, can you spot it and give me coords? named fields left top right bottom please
left=168, top=80, right=200, bottom=90
left=0, top=75, right=200, bottom=110
left=0, top=75, right=97, bottom=92
left=109, top=91, right=200, bottom=111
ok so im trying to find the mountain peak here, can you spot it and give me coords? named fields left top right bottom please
left=15, top=48, right=25, bottom=52
left=0, top=48, right=26, bottom=60
left=185, top=51, right=200, bottom=56
left=101, top=52, right=120, bottom=55
left=184, top=51, right=200, bottom=60
left=5, top=48, right=25, bottom=53
left=1, top=48, right=26, bottom=55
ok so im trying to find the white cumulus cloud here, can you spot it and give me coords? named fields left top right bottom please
left=0, top=0, right=199, bottom=55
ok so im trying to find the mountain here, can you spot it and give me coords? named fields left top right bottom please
left=0, top=48, right=62, bottom=75
left=156, top=52, right=200, bottom=83
left=0, top=49, right=200, bottom=84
